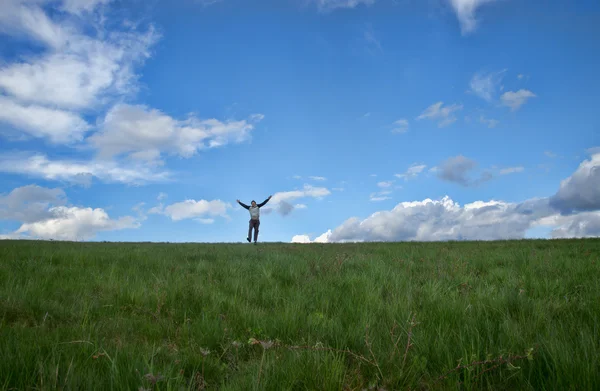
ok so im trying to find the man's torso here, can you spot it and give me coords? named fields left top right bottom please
left=249, top=206, right=260, bottom=220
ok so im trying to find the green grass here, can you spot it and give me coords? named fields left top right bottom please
left=1, top=239, right=599, bottom=390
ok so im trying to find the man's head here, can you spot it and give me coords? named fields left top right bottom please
left=251, top=200, right=257, bottom=207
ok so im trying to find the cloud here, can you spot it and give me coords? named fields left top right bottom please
left=370, top=194, right=392, bottom=202
left=377, top=181, right=393, bottom=188
left=392, top=119, right=409, bottom=133
left=291, top=230, right=332, bottom=243
left=266, top=185, right=331, bottom=216
left=469, top=70, right=506, bottom=101
left=0, top=153, right=170, bottom=185
left=0, top=3, right=157, bottom=111
left=300, top=196, right=555, bottom=243
left=499, top=166, right=524, bottom=175
left=309, top=176, right=327, bottom=181
left=545, top=212, right=600, bottom=239
left=89, top=104, right=264, bottom=162
left=16, top=206, right=139, bottom=240
left=395, top=164, right=427, bottom=180
left=448, top=0, right=498, bottom=35
left=417, top=102, right=463, bottom=127
left=310, top=0, right=376, bottom=12
left=148, top=199, right=230, bottom=221
left=480, top=115, right=499, bottom=128
left=157, top=192, right=168, bottom=201
left=294, top=154, right=600, bottom=243
left=195, top=0, right=223, bottom=7
left=0, top=96, right=90, bottom=143
left=0, top=183, right=140, bottom=241
left=363, top=24, right=383, bottom=54
left=549, top=152, right=600, bottom=214
left=501, top=89, right=537, bottom=111
left=436, top=155, right=492, bottom=186
left=0, top=184, right=66, bottom=223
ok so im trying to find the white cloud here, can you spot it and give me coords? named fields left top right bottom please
left=0, top=182, right=140, bottom=241
left=545, top=151, right=557, bottom=158
left=291, top=234, right=311, bottom=243
left=308, top=196, right=554, bottom=243
left=469, top=70, right=506, bottom=101
left=480, top=115, right=499, bottom=128
left=370, top=194, right=391, bottom=202
left=294, top=154, right=600, bottom=243
left=417, top=102, right=463, bottom=127
left=392, top=119, right=409, bottom=133
left=448, top=0, right=498, bottom=35
left=291, top=230, right=332, bottom=243
left=0, top=0, right=158, bottom=144
left=0, top=14, right=157, bottom=111
left=499, top=166, right=524, bottom=175
left=395, top=164, right=427, bottom=180
left=311, top=0, right=376, bottom=12
left=150, top=199, right=230, bottom=222
left=501, top=89, right=537, bottom=111
left=550, top=152, right=600, bottom=213
left=157, top=192, right=168, bottom=201
left=0, top=96, right=89, bottom=143
left=0, top=184, right=66, bottom=223
left=16, top=205, right=139, bottom=240
left=0, top=153, right=170, bottom=185
left=89, top=104, right=263, bottom=162
left=332, top=187, right=344, bottom=192
left=377, top=181, right=393, bottom=188
left=309, top=176, right=327, bottom=181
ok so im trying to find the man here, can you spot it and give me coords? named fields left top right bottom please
left=237, top=195, right=272, bottom=244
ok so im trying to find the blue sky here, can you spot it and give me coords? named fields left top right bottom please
left=0, top=0, right=599, bottom=242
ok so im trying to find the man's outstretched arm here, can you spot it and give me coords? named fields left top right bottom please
left=257, top=195, right=272, bottom=208
left=237, top=199, right=250, bottom=209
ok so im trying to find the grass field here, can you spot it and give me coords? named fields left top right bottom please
left=1, top=239, right=599, bottom=390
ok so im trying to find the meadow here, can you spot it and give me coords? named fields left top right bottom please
left=1, top=239, right=599, bottom=390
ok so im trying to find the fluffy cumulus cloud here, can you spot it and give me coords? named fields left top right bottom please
left=448, top=0, right=498, bottom=35
left=291, top=230, right=332, bottom=243
left=89, top=104, right=264, bottom=162
left=1, top=184, right=140, bottom=240
left=291, top=152, right=600, bottom=242
left=417, top=102, right=463, bottom=127
left=0, top=0, right=158, bottom=143
left=0, top=184, right=66, bottom=223
left=550, top=152, right=600, bottom=214
left=0, top=0, right=260, bottom=185
left=16, top=206, right=139, bottom=240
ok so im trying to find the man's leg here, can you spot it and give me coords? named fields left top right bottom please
left=254, top=220, right=260, bottom=243
left=247, top=220, right=253, bottom=242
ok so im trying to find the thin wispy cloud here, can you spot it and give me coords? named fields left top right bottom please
left=417, top=102, right=463, bottom=127
left=469, top=69, right=506, bottom=102
left=392, top=119, right=409, bottom=133
left=501, top=89, right=537, bottom=111
left=448, top=0, right=498, bottom=35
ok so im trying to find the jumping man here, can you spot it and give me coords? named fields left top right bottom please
left=237, top=195, right=272, bottom=244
